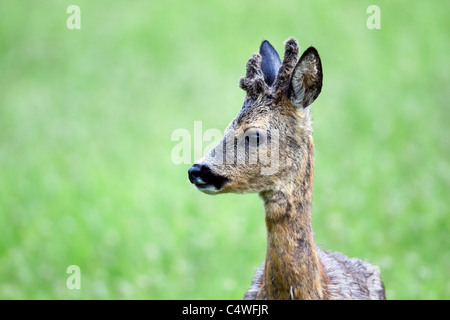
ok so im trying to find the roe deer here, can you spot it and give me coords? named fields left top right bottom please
left=188, top=38, right=385, bottom=300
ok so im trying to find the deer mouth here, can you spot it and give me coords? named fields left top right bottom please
left=188, top=164, right=230, bottom=194
left=190, top=175, right=217, bottom=194
left=195, top=183, right=222, bottom=195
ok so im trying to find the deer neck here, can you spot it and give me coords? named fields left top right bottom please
left=258, top=140, right=325, bottom=300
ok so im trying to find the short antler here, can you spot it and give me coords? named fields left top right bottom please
left=240, top=38, right=300, bottom=99
left=273, top=38, right=300, bottom=98
left=239, top=53, right=269, bottom=98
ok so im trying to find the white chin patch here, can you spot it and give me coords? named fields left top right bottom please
left=196, top=185, right=220, bottom=195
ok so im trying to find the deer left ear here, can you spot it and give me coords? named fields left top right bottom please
left=259, top=40, right=281, bottom=87
left=290, top=47, right=323, bottom=108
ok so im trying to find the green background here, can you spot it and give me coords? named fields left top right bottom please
left=0, top=0, right=448, bottom=299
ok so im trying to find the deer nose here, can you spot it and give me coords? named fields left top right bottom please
left=188, top=164, right=205, bottom=185
left=188, top=164, right=230, bottom=191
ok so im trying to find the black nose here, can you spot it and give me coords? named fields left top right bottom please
left=188, top=164, right=230, bottom=190
left=188, top=164, right=203, bottom=184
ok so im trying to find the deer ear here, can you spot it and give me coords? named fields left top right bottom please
left=259, top=40, right=281, bottom=86
left=290, top=46, right=322, bottom=108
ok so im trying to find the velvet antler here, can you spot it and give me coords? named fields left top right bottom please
left=240, top=38, right=300, bottom=100
left=239, top=53, right=269, bottom=98
left=273, top=38, right=300, bottom=98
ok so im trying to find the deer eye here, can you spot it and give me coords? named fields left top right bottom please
left=245, top=130, right=264, bottom=147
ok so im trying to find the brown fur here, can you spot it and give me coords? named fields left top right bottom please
left=256, top=136, right=324, bottom=300
left=191, top=38, right=385, bottom=300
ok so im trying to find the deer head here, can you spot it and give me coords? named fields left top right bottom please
left=188, top=38, right=322, bottom=195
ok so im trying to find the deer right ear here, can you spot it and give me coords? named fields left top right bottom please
left=290, top=47, right=323, bottom=108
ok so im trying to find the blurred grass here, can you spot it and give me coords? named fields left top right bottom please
left=0, top=0, right=448, bottom=299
